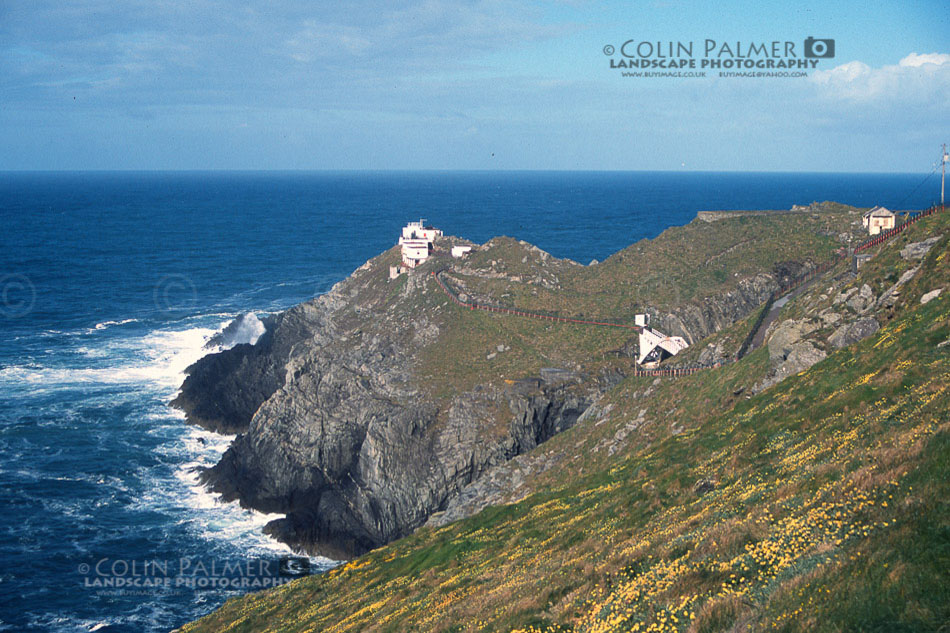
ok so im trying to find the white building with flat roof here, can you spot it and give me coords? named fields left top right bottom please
left=400, top=219, right=443, bottom=244
left=398, top=219, right=443, bottom=269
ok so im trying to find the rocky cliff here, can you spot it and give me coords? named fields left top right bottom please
left=174, top=211, right=851, bottom=558
left=173, top=247, right=605, bottom=557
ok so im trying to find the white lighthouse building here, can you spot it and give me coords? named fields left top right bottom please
left=399, top=219, right=442, bottom=245
left=393, top=219, right=443, bottom=276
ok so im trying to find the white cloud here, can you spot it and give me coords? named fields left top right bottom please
left=811, top=51, right=950, bottom=102
left=812, top=60, right=871, bottom=83
left=280, top=1, right=573, bottom=66
left=284, top=21, right=373, bottom=62
left=899, top=52, right=950, bottom=68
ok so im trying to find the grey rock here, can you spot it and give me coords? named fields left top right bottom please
left=828, top=317, right=880, bottom=349
left=540, top=367, right=577, bottom=384
left=656, top=273, right=777, bottom=344
left=783, top=341, right=826, bottom=374
left=921, top=288, right=943, bottom=305
left=756, top=341, right=827, bottom=392
left=834, top=287, right=858, bottom=305
left=818, top=310, right=842, bottom=328
left=698, top=342, right=728, bottom=365
left=768, top=319, right=819, bottom=362
left=177, top=249, right=597, bottom=558
left=900, top=235, right=943, bottom=260
left=846, top=284, right=875, bottom=313
left=171, top=302, right=331, bottom=434
left=202, top=348, right=591, bottom=558
left=876, top=267, right=919, bottom=310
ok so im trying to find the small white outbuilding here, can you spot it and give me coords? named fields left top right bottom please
left=862, top=206, right=896, bottom=235
left=635, top=313, right=689, bottom=367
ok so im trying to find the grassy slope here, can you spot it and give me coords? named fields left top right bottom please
left=417, top=205, right=857, bottom=400
left=180, top=209, right=949, bottom=633
left=450, top=205, right=853, bottom=319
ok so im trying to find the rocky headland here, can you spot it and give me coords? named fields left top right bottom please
left=173, top=204, right=872, bottom=558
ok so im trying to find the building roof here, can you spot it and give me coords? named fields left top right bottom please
left=863, top=205, right=895, bottom=218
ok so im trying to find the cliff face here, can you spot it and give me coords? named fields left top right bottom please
left=174, top=214, right=847, bottom=558
left=656, top=272, right=779, bottom=343
left=174, top=248, right=600, bottom=557
left=208, top=378, right=590, bottom=558
left=170, top=305, right=329, bottom=434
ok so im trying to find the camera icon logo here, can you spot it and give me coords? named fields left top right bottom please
left=804, top=37, right=835, bottom=58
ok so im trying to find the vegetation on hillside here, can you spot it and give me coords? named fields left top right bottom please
left=179, top=206, right=949, bottom=633
left=416, top=205, right=858, bottom=399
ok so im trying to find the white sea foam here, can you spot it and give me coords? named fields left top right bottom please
left=207, top=313, right=266, bottom=349
left=11, top=312, right=338, bottom=575
left=91, top=318, right=139, bottom=332
left=108, top=320, right=305, bottom=557
left=160, top=425, right=297, bottom=556
left=0, top=324, right=222, bottom=394
left=151, top=423, right=339, bottom=565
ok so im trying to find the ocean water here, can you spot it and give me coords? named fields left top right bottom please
left=0, top=170, right=939, bottom=632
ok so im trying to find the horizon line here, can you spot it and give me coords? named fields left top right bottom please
left=0, top=167, right=935, bottom=176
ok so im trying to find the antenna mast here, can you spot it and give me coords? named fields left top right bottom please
left=942, top=143, right=948, bottom=208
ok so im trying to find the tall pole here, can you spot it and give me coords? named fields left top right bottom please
left=941, top=143, right=947, bottom=207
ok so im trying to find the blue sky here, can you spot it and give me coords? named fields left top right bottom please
left=1, top=0, right=947, bottom=171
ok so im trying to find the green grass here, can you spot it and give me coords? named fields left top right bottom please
left=413, top=205, right=863, bottom=400
left=450, top=208, right=854, bottom=321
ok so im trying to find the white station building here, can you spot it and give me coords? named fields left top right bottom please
left=390, top=220, right=444, bottom=279
left=400, top=219, right=443, bottom=245
left=635, top=314, right=689, bottom=367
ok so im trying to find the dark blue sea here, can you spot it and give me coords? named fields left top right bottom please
left=0, top=170, right=940, bottom=632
